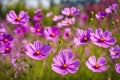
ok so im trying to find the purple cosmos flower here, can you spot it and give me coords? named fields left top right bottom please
left=30, top=23, right=44, bottom=36
left=51, top=49, right=80, bottom=75
left=7, top=10, right=29, bottom=24
left=0, top=23, right=7, bottom=33
left=61, top=7, right=79, bottom=18
left=0, top=33, right=13, bottom=43
left=33, top=8, right=43, bottom=22
left=73, top=28, right=93, bottom=46
left=90, top=28, right=116, bottom=48
left=85, top=56, right=109, bottom=72
left=61, top=18, right=75, bottom=27
left=25, top=41, right=50, bottom=60
left=105, top=4, right=118, bottom=14
left=53, top=15, right=63, bottom=22
left=44, top=26, right=60, bottom=41
left=109, top=45, right=120, bottom=59
left=115, top=63, right=120, bottom=73
left=63, top=28, right=72, bottom=40
left=46, top=12, right=53, bottom=17
left=95, top=11, right=107, bottom=20
left=0, top=43, right=12, bottom=54
left=14, top=25, right=28, bottom=35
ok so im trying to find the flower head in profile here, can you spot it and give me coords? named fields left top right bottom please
left=0, top=43, right=12, bottom=54
left=51, top=49, right=80, bottom=75
left=44, top=26, right=60, bottom=41
left=109, top=45, right=120, bottom=59
left=61, top=7, right=79, bottom=18
left=85, top=56, right=109, bottom=72
left=53, top=15, right=63, bottom=22
left=7, top=10, right=29, bottom=24
left=25, top=41, right=50, bottom=60
left=105, top=4, right=118, bottom=14
left=61, top=18, right=75, bottom=27
left=73, top=28, right=93, bottom=46
left=30, top=23, right=44, bottom=36
left=0, top=33, right=13, bottom=43
left=95, top=11, right=107, bottom=20
left=90, top=28, right=116, bottom=48
left=63, top=28, right=72, bottom=40
left=115, top=63, right=120, bottom=73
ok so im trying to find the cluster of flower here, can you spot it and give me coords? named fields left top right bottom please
left=0, top=3, right=120, bottom=77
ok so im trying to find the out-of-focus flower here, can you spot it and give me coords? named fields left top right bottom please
left=44, top=26, right=60, bottom=41
left=25, top=41, right=50, bottom=60
left=95, top=11, right=107, bottom=20
left=115, top=63, right=120, bottom=73
left=61, top=18, right=75, bottom=27
left=51, top=49, right=80, bottom=75
left=7, top=10, right=29, bottom=25
left=30, top=23, right=44, bottom=36
left=109, top=45, right=120, bottom=59
left=0, top=33, right=13, bottom=43
left=61, top=7, right=79, bottom=18
left=53, top=15, right=63, bottom=22
left=14, top=25, right=28, bottom=35
left=0, top=43, right=12, bottom=54
left=0, top=23, right=7, bottom=33
left=63, top=28, right=72, bottom=40
left=33, top=8, right=43, bottom=22
left=105, top=3, right=118, bottom=14
left=46, top=12, right=53, bottom=17
left=85, top=56, right=109, bottom=72
left=90, top=28, right=116, bottom=48
left=73, top=28, right=93, bottom=46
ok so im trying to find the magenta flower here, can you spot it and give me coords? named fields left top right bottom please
left=33, top=8, right=43, bottom=22
left=61, top=18, right=75, bottom=27
left=61, top=7, right=79, bottom=18
left=73, top=28, right=93, bottom=46
left=90, top=28, right=116, bottom=48
left=25, top=41, right=50, bottom=60
left=53, top=15, right=63, bottom=22
left=109, top=45, right=120, bottom=59
left=51, top=49, right=80, bottom=75
left=7, top=10, right=29, bottom=24
left=0, top=33, right=13, bottom=43
left=0, top=23, right=7, bottom=33
left=105, top=4, right=118, bottom=14
left=0, top=43, right=12, bottom=54
left=44, top=26, right=60, bottom=41
left=30, top=23, right=44, bottom=36
left=115, top=63, right=120, bottom=73
left=95, top=11, right=107, bottom=20
left=63, top=28, right=72, bottom=40
left=14, top=25, right=28, bottom=35
left=85, top=56, right=109, bottom=72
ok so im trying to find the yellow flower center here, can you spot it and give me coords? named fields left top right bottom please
left=5, top=48, right=9, bottom=51
left=36, top=51, right=40, bottom=55
left=95, top=64, right=99, bottom=68
left=4, top=39, right=8, bottom=42
left=63, top=64, right=67, bottom=68
left=50, top=33, right=55, bottom=37
left=83, top=37, right=88, bottom=41
left=36, top=28, right=40, bottom=32
left=16, top=17, right=21, bottom=21
left=100, top=38, right=105, bottom=42
left=67, top=21, right=71, bottom=25
left=69, top=14, right=73, bottom=18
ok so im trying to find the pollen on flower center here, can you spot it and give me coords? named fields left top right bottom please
left=66, top=32, right=70, bottom=36
left=100, top=38, right=105, bottom=42
left=36, top=51, right=40, bottom=55
left=50, top=33, right=55, bottom=37
left=36, top=28, right=40, bottom=32
left=5, top=48, right=9, bottom=51
left=95, top=64, right=99, bottom=68
left=16, top=17, right=21, bottom=21
left=69, top=14, right=73, bottom=18
left=101, top=16, right=104, bottom=19
left=83, top=37, right=88, bottom=41
left=67, top=21, right=71, bottom=25
left=115, top=51, right=119, bottom=55
left=63, top=64, right=67, bottom=68
left=4, top=39, right=8, bottom=42
left=111, top=9, right=115, bottom=13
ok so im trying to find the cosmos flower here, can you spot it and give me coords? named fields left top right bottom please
left=53, top=15, right=63, bottom=22
left=61, top=7, right=79, bottom=18
left=63, top=28, right=72, bottom=40
left=0, top=43, right=12, bottom=54
left=115, top=63, right=120, bottom=73
left=33, top=8, right=43, bottom=22
left=25, top=41, right=50, bottom=60
left=6, top=10, right=29, bottom=24
left=61, top=18, right=75, bottom=27
left=105, top=4, right=118, bottom=14
left=30, top=23, right=44, bottom=36
left=73, top=28, right=93, bottom=46
left=14, top=25, right=28, bottom=35
left=85, top=56, right=109, bottom=72
left=44, top=26, right=60, bottom=41
left=95, top=11, right=107, bottom=20
left=90, top=28, right=116, bottom=48
left=0, top=33, right=13, bottom=43
left=0, top=23, right=7, bottom=33
left=51, top=49, right=80, bottom=75
left=46, top=12, right=53, bottom=17
left=109, top=45, right=120, bottom=59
